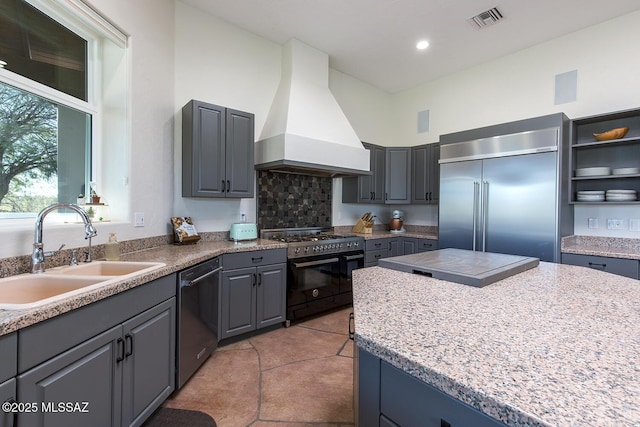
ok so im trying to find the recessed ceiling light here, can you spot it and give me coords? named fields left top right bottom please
left=416, top=40, right=430, bottom=50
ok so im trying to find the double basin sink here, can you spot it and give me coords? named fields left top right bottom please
left=0, top=261, right=166, bottom=310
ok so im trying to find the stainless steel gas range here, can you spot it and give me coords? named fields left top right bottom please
left=261, top=227, right=364, bottom=321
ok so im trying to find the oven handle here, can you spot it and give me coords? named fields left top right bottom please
left=343, top=254, right=364, bottom=261
left=293, top=257, right=340, bottom=268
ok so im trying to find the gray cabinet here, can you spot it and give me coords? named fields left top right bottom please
left=366, top=237, right=438, bottom=266
left=412, top=143, right=440, bottom=204
left=343, top=144, right=413, bottom=205
left=182, top=100, right=255, bottom=198
left=221, top=249, right=287, bottom=339
left=0, top=378, right=15, bottom=427
left=356, top=347, right=506, bottom=427
left=16, top=275, right=176, bottom=427
left=562, top=253, right=639, bottom=279
left=343, top=142, right=386, bottom=204
left=385, top=147, right=411, bottom=204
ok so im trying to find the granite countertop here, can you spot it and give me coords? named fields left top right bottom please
left=561, top=235, right=640, bottom=260
left=0, top=239, right=287, bottom=336
left=352, top=263, right=640, bottom=426
left=353, top=230, right=438, bottom=240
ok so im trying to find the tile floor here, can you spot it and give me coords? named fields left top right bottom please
left=164, top=308, right=355, bottom=427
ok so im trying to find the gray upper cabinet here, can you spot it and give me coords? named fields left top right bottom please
left=411, top=143, right=440, bottom=204
left=343, top=143, right=385, bottom=204
left=343, top=143, right=412, bottom=205
left=182, top=100, right=255, bottom=198
left=385, top=147, right=411, bottom=204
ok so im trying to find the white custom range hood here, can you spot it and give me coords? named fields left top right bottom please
left=255, top=39, right=370, bottom=177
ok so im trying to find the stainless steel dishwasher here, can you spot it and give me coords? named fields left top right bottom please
left=177, top=257, right=222, bottom=388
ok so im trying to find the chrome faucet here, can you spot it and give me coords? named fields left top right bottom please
left=32, top=203, right=98, bottom=273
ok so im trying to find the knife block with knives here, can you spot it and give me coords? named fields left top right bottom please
left=352, top=213, right=374, bottom=234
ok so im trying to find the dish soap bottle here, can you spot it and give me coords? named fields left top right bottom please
left=105, top=233, right=120, bottom=261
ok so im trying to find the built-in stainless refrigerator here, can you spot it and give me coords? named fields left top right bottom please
left=438, top=114, right=573, bottom=263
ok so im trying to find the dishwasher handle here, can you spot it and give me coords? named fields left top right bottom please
left=183, top=266, right=222, bottom=287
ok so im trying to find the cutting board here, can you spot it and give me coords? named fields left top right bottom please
left=377, top=248, right=539, bottom=287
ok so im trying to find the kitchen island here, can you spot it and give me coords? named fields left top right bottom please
left=352, top=263, right=640, bottom=426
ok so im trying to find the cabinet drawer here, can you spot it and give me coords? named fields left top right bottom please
left=562, top=253, right=639, bottom=279
left=366, top=239, right=388, bottom=251
left=0, top=333, right=16, bottom=383
left=223, top=249, right=286, bottom=270
left=366, top=249, right=388, bottom=265
left=380, top=361, right=505, bottom=427
left=418, top=239, right=438, bottom=252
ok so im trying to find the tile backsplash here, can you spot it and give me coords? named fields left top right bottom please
left=257, top=171, right=332, bottom=229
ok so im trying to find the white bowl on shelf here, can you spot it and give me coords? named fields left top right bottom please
left=575, top=167, right=611, bottom=177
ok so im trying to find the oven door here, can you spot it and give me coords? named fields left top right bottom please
left=289, top=254, right=341, bottom=294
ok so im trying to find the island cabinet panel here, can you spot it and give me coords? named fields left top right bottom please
left=562, top=253, right=639, bottom=279
left=356, top=347, right=506, bottom=427
left=0, top=333, right=16, bottom=383
left=0, top=378, right=16, bottom=427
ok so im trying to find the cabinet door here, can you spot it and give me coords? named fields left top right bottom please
left=385, top=148, right=411, bottom=204
left=388, top=238, right=401, bottom=257
left=401, top=238, right=418, bottom=255
left=370, top=145, right=386, bottom=203
left=182, top=100, right=226, bottom=197
left=412, top=143, right=440, bottom=204
left=225, top=108, right=255, bottom=198
left=0, top=378, right=15, bottom=427
left=221, top=267, right=257, bottom=339
left=121, top=298, right=176, bottom=427
left=256, top=263, right=286, bottom=329
left=17, top=326, right=123, bottom=427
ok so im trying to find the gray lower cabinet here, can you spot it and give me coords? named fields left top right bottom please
left=221, top=249, right=287, bottom=339
left=0, top=378, right=16, bottom=427
left=357, top=347, right=506, bottom=427
left=562, top=253, right=639, bottom=279
left=16, top=275, right=176, bottom=427
left=366, top=237, right=438, bottom=266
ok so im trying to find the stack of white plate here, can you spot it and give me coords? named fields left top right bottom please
left=575, top=167, right=611, bottom=177
left=612, top=167, right=640, bottom=175
left=577, top=190, right=605, bottom=202
left=605, top=189, right=637, bottom=202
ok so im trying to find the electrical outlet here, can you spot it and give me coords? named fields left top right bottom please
left=134, top=212, right=145, bottom=227
left=606, top=218, right=623, bottom=230
left=588, top=218, right=598, bottom=229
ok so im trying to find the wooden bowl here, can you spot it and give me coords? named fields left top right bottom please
left=593, top=127, right=629, bottom=141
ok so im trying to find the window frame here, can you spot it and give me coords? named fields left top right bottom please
left=0, top=0, right=128, bottom=226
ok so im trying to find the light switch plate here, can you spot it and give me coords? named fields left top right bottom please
left=588, top=218, right=598, bottom=229
left=630, top=219, right=640, bottom=232
left=134, top=212, right=144, bottom=227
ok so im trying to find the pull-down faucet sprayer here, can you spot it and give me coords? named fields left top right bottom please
left=31, top=203, right=98, bottom=273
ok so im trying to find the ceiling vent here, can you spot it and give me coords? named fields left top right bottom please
left=468, top=7, right=503, bottom=29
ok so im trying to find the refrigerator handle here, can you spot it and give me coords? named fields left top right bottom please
left=472, top=181, right=479, bottom=251
left=482, top=180, right=489, bottom=252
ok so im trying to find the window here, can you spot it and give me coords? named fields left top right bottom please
left=0, top=0, right=128, bottom=221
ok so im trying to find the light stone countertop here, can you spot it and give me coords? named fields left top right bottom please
left=561, top=235, right=640, bottom=260
left=0, top=239, right=287, bottom=336
left=352, top=263, right=640, bottom=427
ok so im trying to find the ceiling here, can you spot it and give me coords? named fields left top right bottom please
left=181, top=0, right=640, bottom=94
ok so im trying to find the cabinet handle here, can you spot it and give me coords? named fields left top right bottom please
left=374, top=254, right=382, bottom=259
left=428, top=191, right=432, bottom=200
left=385, top=192, right=388, bottom=200
left=257, top=272, right=262, bottom=286
left=374, top=242, right=382, bottom=248
left=226, top=180, right=230, bottom=192
left=588, top=262, right=607, bottom=270
left=441, top=420, right=452, bottom=427
left=253, top=273, right=257, bottom=287
left=348, top=312, right=355, bottom=340
left=116, top=337, right=125, bottom=363
left=252, top=256, right=263, bottom=263
left=221, top=180, right=225, bottom=192
left=125, top=334, right=134, bottom=358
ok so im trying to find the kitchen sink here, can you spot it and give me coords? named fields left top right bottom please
left=0, top=275, right=110, bottom=309
left=0, top=261, right=166, bottom=310
left=48, top=261, right=166, bottom=276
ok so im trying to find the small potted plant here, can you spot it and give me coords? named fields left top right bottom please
left=89, top=182, right=100, bottom=204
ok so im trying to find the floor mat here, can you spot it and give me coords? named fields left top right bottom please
left=143, top=407, right=217, bottom=427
